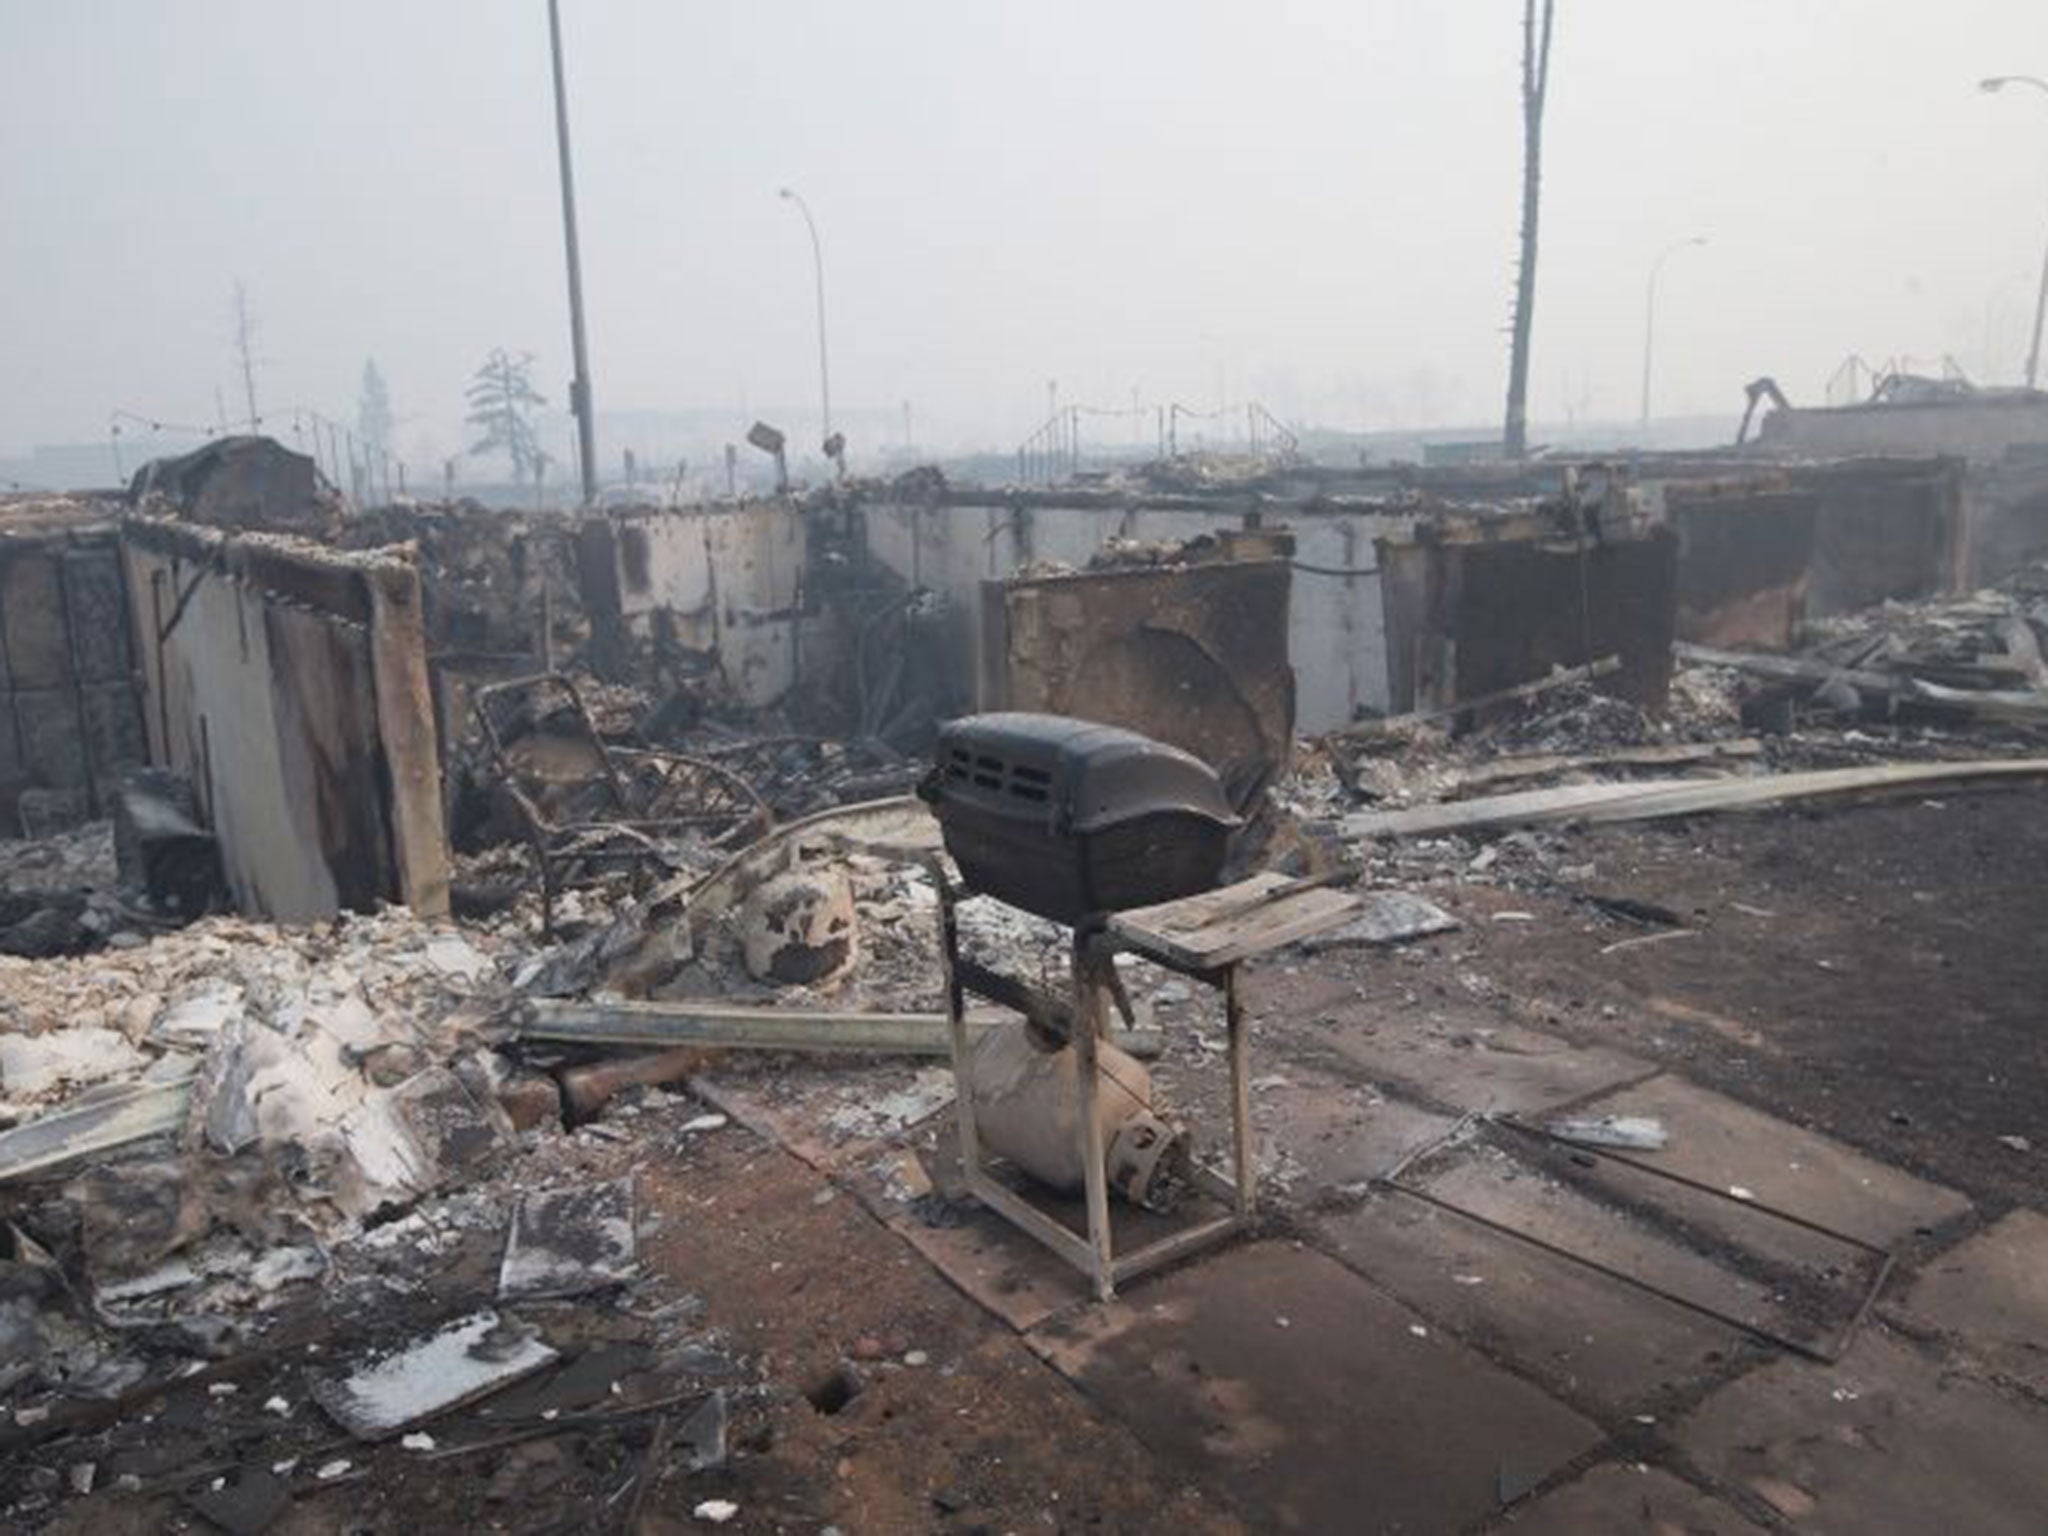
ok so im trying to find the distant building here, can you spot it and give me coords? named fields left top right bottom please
left=1421, top=438, right=1508, bottom=468
left=1750, top=375, right=2048, bottom=466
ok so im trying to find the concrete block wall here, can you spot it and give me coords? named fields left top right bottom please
left=0, top=507, right=148, bottom=827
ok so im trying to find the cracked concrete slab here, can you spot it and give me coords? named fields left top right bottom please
left=1501, top=1462, right=1768, bottom=1534
left=1384, top=1134, right=1880, bottom=1356
left=1246, top=1067, right=1458, bottom=1197
left=1565, top=1074, right=1971, bottom=1247
left=1894, top=1209, right=2048, bottom=1396
left=1676, top=1330, right=2048, bottom=1535
left=1315, top=1178, right=1758, bottom=1414
left=1314, top=1013, right=1654, bottom=1116
left=1027, top=1241, right=1603, bottom=1535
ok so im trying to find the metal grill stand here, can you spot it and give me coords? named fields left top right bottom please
left=936, top=867, right=1363, bottom=1301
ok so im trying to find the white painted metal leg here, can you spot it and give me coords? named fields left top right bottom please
left=937, top=874, right=980, bottom=1178
left=1226, top=964, right=1256, bottom=1218
left=1073, top=933, right=1117, bottom=1301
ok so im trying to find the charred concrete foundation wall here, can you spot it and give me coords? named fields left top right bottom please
left=0, top=505, right=148, bottom=829
left=340, top=503, right=587, bottom=781
left=579, top=502, right=807, bottom=710
left=1665, top=483, right=1817, bottom=650
left=979, top=550, right=1295, bottom=804
left=1630, top=454, right=1961, bottom=642
left=1964, top=455, right=2048, bottom=588
left=120, top=520, right=448, bottom=921
left=1379, top=524, right=1679, bottom=714
left=1799, top=457, right=1963, bottom=617
left=863, top=491, right=1406, bottom=730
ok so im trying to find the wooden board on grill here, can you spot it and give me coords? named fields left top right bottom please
left=1108, top=871, right=1364, bottom=971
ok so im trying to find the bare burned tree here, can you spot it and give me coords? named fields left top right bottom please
left=357, top=359, right=394, bottom=462
left=232, top=280, right=262, bottom=429
left=465, top=349, right=548, bottom=485
left=1503, top=0, right=1556, bottom=460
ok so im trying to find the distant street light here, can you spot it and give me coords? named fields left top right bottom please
left=1980, top=75, right=2048, bottom=391
left=1639, top=236, right=1708, bottom=432
left=547, top=0, right=598, bottom=507
left=777, top=187, right=836, bottom=469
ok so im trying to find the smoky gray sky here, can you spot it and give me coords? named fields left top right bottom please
left=5, top=0, right=2048, bottom=470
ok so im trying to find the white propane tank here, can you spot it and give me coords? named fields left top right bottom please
left=965, top=1018, right=1157, bottom=1195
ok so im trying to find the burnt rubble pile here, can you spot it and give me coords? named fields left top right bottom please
left=0, top=825, right=125, bottom=960
left=338, top=500, right=585, bottom=662
left=0, top=908, right=516, bottom=1238
left=0, top=897, right=741, bottom=1529
left=0, top=776, right=226, bottom=960
left=0, top=783, right=1090, bottom=1516
left=0, top=787, right=1065, bottom=1388
left=0, top=910, right=534, bottom=1420
left=1315, top=561, right=2048, bottom=839
left=1280, top=574, right=2048, bottom=897
left=1678, top=560, right=2048, bottom=748
left=7, top=446, right=2048, bottom=1526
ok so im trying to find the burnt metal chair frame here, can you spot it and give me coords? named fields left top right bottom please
left=472, top=673, right=770, bottom=935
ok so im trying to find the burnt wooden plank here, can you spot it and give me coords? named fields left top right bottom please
left=1110, top=872, right=1363, bottom=970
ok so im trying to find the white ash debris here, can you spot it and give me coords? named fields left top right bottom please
left=841, top=858, right=1071, bottom=1013
left=0, top=1028, right=146, bottom=1103
left=0, top=821, right=116, bottom=893
left=1666, top=664, right=1745, bottom=733
left=0, top=907, right=526, bottom=1281
left=541, top=846, right=1071, bottom=1018
left=1266, top=748, right=1351, bottom=823
left=821, top=1066, right=957, bottom=1141
left=0, top=909, right=508, bottom=1082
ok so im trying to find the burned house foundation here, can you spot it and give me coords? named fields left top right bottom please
left=5, top=434, right=2048, bottom=1535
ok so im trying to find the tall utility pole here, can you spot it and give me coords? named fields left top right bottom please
left=1980, top=75, right=2048, bottom=392
left=1503, top=0, right=1556, bottom=459
left=1639, top=236, right=1708, bottom=431
left=232, top=281, right=261, bottom=429
left=547, top=0, right=598, bottom=507
left=778, top=188, right=833, bottom=459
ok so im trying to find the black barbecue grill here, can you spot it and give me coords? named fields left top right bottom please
left=918, top=713, right=1241, bottom=925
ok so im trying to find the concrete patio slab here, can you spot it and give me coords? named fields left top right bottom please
left=1316, top=1180, right=1757, bottom=1414
left=1894, top=1208, right=2048, bottom=1396
left=1390, top=1136, right=1869, bottom=1357
left=1027, top=1241, right=1604, bottom=1535
left=1501, top=1462, right=1768, bottom=1535
left=1246, top=1066, right=1458, bottom=1198
left=1677, top=1330, right=2048, bottom=1536
left=1314, top=1013, right=1655, bottom=1117
left=857, top=1104, right=1237, bottom=1332
left=1566, top=1074, right=1971, bottom=1247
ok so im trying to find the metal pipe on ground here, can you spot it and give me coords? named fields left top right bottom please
left=518, top=1000, right=1162, bottom=1060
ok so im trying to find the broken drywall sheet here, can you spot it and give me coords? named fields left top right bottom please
left=312, top=1309, right=559, bottom=1439
left=0, top=1027, right=146, bottom=1100
left=1298, top=892, right=1462, bottom=953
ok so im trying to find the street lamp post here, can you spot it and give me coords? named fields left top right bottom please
left=1981, top=75, right=2048, bottom=391
left=1640, top=236, right=1708, bottom=432
left=778, top=188, right=835, bottom=464
left=546, top=0, right=598, bottom=507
